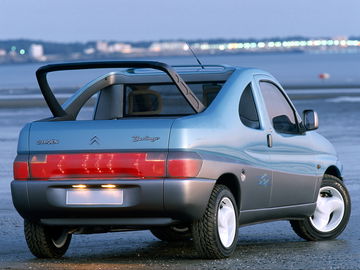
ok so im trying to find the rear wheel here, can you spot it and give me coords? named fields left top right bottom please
left=192, top=184, right=238, bottom=259
left=150, top=225, right=192, bottom=242
left=24, top=220, right=72, bottom=258
left=290, top=175, right=351, bottom=241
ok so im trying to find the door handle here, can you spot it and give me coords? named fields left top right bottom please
left=267, top=134, right=272, bottom=148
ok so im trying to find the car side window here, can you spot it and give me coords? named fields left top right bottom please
left=259, top=82, right=298, bottom=134
left=239, top=83, right=260, bottom=129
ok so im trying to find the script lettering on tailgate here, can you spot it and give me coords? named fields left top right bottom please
left=132, top=136, right=160, bottom=142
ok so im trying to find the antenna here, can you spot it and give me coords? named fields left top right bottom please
left=186, top=42, right=205, bottom=69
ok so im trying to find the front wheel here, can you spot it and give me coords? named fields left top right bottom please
left=24, top=220, right=72, bottom=258
left=290, top=175, right=351, bottom=241
left=192, top=184, right=239, bottom=259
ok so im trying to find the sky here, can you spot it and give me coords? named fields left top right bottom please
left=1, top=0, right=360, bottom=43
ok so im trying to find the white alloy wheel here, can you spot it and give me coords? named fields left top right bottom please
left=51, top=230, right=70, bottom=248
left=192, top=185, right=239, bottom=258
left=217, top=197, right=236, bottom=248
left=310, top=186, right=345, bottom=232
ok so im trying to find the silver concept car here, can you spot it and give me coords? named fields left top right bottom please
left=12, top=61, right=351, bottom=259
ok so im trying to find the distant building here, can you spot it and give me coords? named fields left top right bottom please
left=108, top=43, right=132, bottom=54
left=149, top=42, right=187, bottom=52
left=129, top=47, right=147, bottom=54
left=84, top=47, right=95, bottom=55
left=96, top=41, right=132, bottom=54
left=96, top=41, right=109, bottom=53
left=30, top=44, right=45, bottom=61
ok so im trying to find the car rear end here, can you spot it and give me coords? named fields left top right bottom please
left=12, top=118, right=217, bottom=227
left=11, top=62, right=236, bottom=227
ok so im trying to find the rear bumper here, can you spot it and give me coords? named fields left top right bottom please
left=11, top=178, right=215, bottom=226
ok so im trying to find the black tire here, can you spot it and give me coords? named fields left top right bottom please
left=150, top=225, right=192, bottom=242
left=192, top=184, right=239, bottom=259
left=290, top=174, right=351, bottom=241
left=24, top=220, right=72, bottom=258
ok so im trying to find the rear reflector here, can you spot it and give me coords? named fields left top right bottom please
left=167, top=152, right=202, bottom=178
left=13, top=155, right=29, bottom=180
left=13, top=151, right=202, bottom=180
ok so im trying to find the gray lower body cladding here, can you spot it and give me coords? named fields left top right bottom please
left=11, top=178, right=216, bottom=226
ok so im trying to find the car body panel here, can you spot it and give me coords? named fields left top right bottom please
left=12, top=62, right=343, bottom=229
left=252, top=74, right=333, bottom=207
left=28, top=119, right=175, bottom=152
left=11, top=178, right=215, bottom=223
left=168, top=69, right=274, bottom=210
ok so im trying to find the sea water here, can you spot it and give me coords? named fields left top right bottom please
left=1, top=52, right=360, bottom=92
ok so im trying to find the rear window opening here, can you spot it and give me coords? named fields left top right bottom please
left=86, top=82, right=224, bottom=121
left=123, top=82, right=224, bottom=117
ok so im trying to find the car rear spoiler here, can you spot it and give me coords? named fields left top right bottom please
left=36, top=61, right=205, bottom=118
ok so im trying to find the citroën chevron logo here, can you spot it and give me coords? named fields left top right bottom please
left=89, top=136, right=100, bottom=145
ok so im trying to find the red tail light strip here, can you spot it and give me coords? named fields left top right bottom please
left=13, top=152, right=202, bottom=180
left=30, top=152, right=166, bottom=180
left=13, top=155, right=29, bottom=181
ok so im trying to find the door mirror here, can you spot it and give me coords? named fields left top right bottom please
left=303, top=110, right=318, bottom=131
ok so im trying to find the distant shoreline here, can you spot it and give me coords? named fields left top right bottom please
left=2, top=37, right=360, bottom=65
left=0, top=50, right=306, bottom=66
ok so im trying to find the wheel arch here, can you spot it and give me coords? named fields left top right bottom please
left=216, top=173, right=241, bottom=210
left=324, top=166, right=342, bottom=180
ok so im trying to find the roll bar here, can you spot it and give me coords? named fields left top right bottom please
left=36, top=61, right=205, bottom=117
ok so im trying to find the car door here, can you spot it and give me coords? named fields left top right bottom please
left=237, top=82, right=273, bottom=210
left=254, top=75, right=319, bottom=207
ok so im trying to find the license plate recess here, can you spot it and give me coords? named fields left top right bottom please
left=66, top=189, right=123, bottom=205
